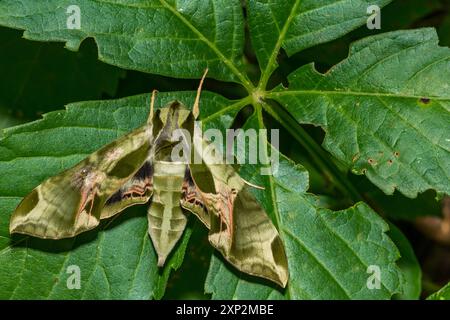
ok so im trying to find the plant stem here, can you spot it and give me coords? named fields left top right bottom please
left=260, top=100, right=362, bottom=203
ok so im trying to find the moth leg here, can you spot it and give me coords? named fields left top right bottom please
left=76, top=187, right=97, bottom=226
left=218, top=208, right=231, bottom=239
left=87, top=197, right=95, bottom=225
left=225, top=189, right=236, bottom=238
left=77, top=189, right=90, bottom=219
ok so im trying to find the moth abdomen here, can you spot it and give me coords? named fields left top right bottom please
left=148, top=161, right=188, bottom=266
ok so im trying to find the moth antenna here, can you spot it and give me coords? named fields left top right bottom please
left=193, top=68, right=208, bottom=119
left=148, top=89, right=158, bottom=124
left=242, top=178, right=265, bottom=190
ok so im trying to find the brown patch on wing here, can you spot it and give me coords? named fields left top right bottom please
left=102, top=161, right=153, bottom=219
left=73, top=164, right=106, bottom=224
left=208, top=184, right=237, bottom=241
left=106, top=162, right=153, bottom=204
left=180, top=168, right=210, bottom=227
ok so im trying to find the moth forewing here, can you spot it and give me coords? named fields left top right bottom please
left=100, top=160, right=154, bottom=219
left=9, top=162, right=99, bottom=239
left=209, top=185, right=289, bottom=288
left=10, top=124, right=154, bottom=239
left=186, top=136, right=289, bottom=288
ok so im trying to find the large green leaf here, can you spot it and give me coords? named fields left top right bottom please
left=0, top=0, right=400, bottom=92
left=0, top=91, right=236, bottom=299
left=271, top=28, right=450, bottom=198
left=288, top=0, right=443, bottom=73
left=0, top=0, right=249, bottom=85
left=248, top=0, right=392, bottom=87
left=0, top=208, right=192, bottom=299
left=1, top=0, right=438, bottom=300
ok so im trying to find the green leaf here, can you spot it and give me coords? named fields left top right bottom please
left=427, top=282, right=450, bottom=300
left=206, top=148, right=402, bottom=299
left=0, top=27, right=124, bottom=119
left=0, top=208, right=192, bottom=299
left=271, top=28, right=450, bottom=198
left=0, top=91, right=234, bottom=299
left=2, top=0, right=438, bottom=299
left=289, top=0, right=443, bottom=72
left=388, top=223, right=421, bottom=300
left=0, top=0, right=250, bottom=87
left=248, top=0, right=392, bottom=88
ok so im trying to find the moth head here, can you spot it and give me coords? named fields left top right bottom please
left=71, top=165, right=93, bottom=189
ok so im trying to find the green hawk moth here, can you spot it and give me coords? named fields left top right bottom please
left=9, top=71, right=289, bottom=288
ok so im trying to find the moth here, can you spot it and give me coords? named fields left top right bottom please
left=9, top=70, right=289, bottom=287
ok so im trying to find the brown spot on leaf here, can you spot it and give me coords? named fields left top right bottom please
left=368, top=158, right=377, bottom=165
left=420, top=97, right=431, bottom=104
left=388, top=159, right=393, bottom=165
left=394, top=151, right=400, bottom=157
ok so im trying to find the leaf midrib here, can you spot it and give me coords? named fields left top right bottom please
left=257, top=0, right=301, bottom=91
left=270, top=89, right=450, bottom=101
left=251, top=105, right=294, bottom=298
left=271, top=90, right=450, bottom=156
left=282, top=228, right=352, bottom=299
